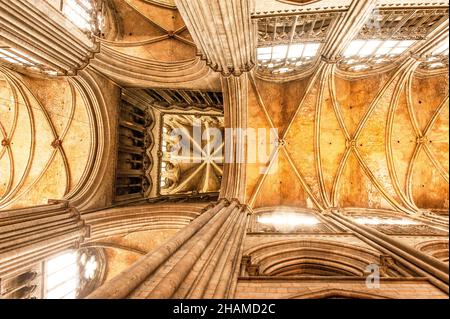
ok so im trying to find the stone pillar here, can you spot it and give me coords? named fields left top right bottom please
left=87, top=199, right=249, bottom=299
left=175, top=0, right=256, bottom=76
left=327, top=211, right=449, bottom=293
left=219, top=74, right=248, bottom=203
left=0, top=200, right=88, bottom=278
left=321, top=0, right=378, bottom=62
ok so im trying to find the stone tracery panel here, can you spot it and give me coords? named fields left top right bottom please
left=114, top=92, right=154, bottom=203
left=255, top=12, right=341, bottom=76
left=0, top=265, right=41, bottom=299
left=337, top=7, right=449, bottom=73
left=158, top=113, right=224, bottom=196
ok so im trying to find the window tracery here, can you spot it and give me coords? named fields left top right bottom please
left=339, top=39, right=415, bottom=71
left=115, top=94, right=154, bottom=203
left=257, top=42, right=321, bottom=74
left=249, top=210, right=336, bottom=233
left=338, top=7, right=448, bottom=72
left=351, top=215, right=447, bottom=236
left=0, top=248, right=105, bottom=299
left=51, top=0, right=100, bottom=34
left=255, top=12, right=340, bottom=75
left=419, top=38, right=449, bottom=70
left=0, top=46, right=59, bottom=76
left=43, top=248, right=105, bottom=299
left=0, top=268, right=41, bottom=299
left=146, top=89, right=223, bottom=113
left=0, top=0, right=102, bottom=77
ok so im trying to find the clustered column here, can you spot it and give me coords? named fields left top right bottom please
left=325, top=211, right=449, bottom=293
left=88, top=199, right=249, bottom=298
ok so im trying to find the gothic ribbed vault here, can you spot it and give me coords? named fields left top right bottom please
left=0, top=0, right=448, bottom=301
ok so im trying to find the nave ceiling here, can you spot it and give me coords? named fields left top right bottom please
left=0, top=0, right=448, bottom=301
left=245, top=64, right=449, bottom=213
left=0, top=68, right=96, bottom=210
left=0, top=0, right=448, bottom=215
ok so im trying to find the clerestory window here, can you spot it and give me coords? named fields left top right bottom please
left=419, top=39, right=449, bottom=70
left=44, top=249, right=103, bottom=299
left=257, top=42, right=321, bottom=74
left=0, top=46, right=59, bottom=76
left=339, top=39, right=416, bottom=71
left=61, top=0, right=97, bottom=32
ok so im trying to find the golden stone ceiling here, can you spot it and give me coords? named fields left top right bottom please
left=2, top=0, right=447, bottom=214
left=0, top=69, right=94, bottom=210
left=105, top=0, right=449, bottom=213
left=102, top=0, right=195, bottom=61
left=245, top=64, right=449, bottom=212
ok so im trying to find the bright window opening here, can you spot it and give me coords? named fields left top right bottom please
left=257, top=211, right=319, bottom=232
left=0, top=46, right=60, bottom=76
left=62, top=0, right=95, bottom=31
left=44, top=250, right=100, bottom=299
left=354, top=217, right=418, bottom=226
left=0, top=48, right=39, bottom=67
left=45, top=251, right=79, bottom=299
left=343, top=39, right=415, bottom=58
left=257, top=42, right=321, bottom=75
left=340, top=39, right=416, bottom=71
left=420, top=39, right=449, bottom=70
left=432, top=40, right=449, bottom=56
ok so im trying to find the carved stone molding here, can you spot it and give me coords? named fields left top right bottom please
left=0, top=0, right=99, bottom=76
left=176, top=0, right=256, bottom=77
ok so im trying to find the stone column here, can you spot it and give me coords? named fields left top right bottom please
left=175, top=0, right=256, bottom=77
left=219, top=74, right=248, bottom=203
left=87, top=199, right=249, bottom=299
left=327, top=211, right=449, bottom=293
left=321, top=0, right=378, bottom=62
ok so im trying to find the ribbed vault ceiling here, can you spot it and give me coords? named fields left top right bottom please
left=245, top=64, right=449, bottom=213
left=0, top=68, right=94, bottom=210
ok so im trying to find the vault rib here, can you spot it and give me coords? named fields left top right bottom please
left=327, top=58, right=419, bottom=213
left=405, top=72, right=450, bottom=206
left=7, top=71, right=72, bottom=203
left=328, top=65, right=352, bottom=207
left=248, top=146, right=280, bottom=208
left=385, top=61, right=421, bottom=212
left=122, top=0, right=169, bottom=33
left=282, top=62, right=325, bottom=140
left=248, top=73, right=279, bottom=132
left=0, top=70, right=35, bottom=208
left=314, top=65, right=331, bottom=208
left=282, top=146, right=325, bottom=211
left=352, top=147, right=413, bottom=214
left=0, top=120, right=14, bottom=198
left=423, top=145, right=449, bottom=183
